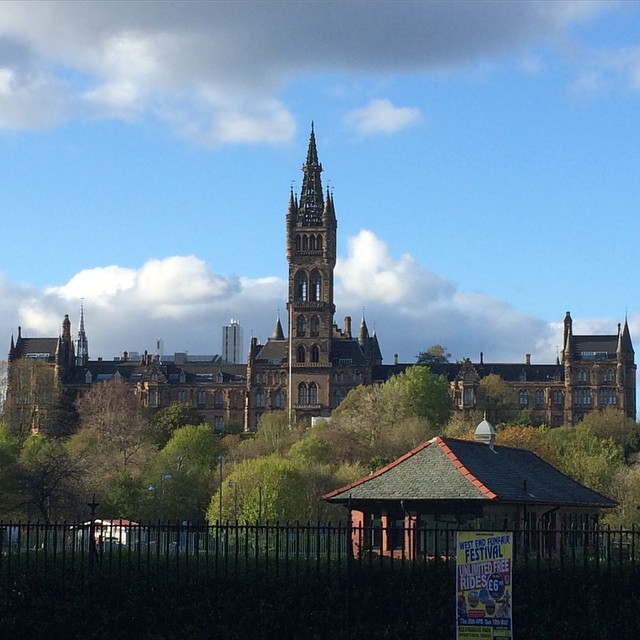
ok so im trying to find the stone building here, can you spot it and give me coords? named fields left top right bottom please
left=6, top=126, right=636, bottom=434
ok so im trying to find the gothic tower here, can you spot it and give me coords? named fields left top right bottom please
left=286, top=124, right=337, bottom=409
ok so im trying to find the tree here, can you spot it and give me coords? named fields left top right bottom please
left=385, top=365, right=452, bottom=428
left=416, top=344, right=451, bottom=365
left=207, top=455, right=309, bottom=523
left=148, top=423, right=222, bottom=521
left=75, top=379, right=153, bottom=471
left=579, top=407, right=639, bottom=461
left=15, top=435, right=88, bottom=522
left=152, top=402, right=205, bottom=447
left=477, top=374, right=513, bottom=423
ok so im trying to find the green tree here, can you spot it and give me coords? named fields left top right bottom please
left=386, top=365, right=452, bottom=428
left=152, top=402, right=205, bottom=447
left=148, top=423, right=222, bottom=521
left=207, top=455, right=309, bottom=523
left=477, top=374, right=513, bottom=423
left=579, top=407, right=639, bottom=461
left=416, top=344, right=451, bottom=365
left=543, top=423, right=625, bottom=495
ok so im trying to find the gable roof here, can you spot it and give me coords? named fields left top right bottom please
left=324, top=436, right=615, bottom=509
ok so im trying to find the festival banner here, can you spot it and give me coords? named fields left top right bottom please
left=456, top=531, right=512, bottom=640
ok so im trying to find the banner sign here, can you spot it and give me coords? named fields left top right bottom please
left=456, top=531, right=512, bottom=640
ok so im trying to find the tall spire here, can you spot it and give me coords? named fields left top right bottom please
left=272, top=313, right=285, bottom=341
left=76, top=301, right=89, bottom=366
left=299, top=122, right=324, bottom=226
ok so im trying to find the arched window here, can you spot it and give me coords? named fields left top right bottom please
left=310, top=271, right=321, bottom=301
left=310, top=345, right=320, bottom=363
left=275, top=389, right=285, bottom=408
left=553, top=389, right=563, bottom=406
left=295, top=236, right=301, bottom=252
left=302, top=235, right=309, bottom=250
left=295, top=271, right=308, bottom=301
left=534, top=389, right=544, bottom=405
left=310, top=315, right=320, bottom=337
left=214, top=390, right=224, bottom=408
left=298, top=383, right=308, bottom=405
left=297, top=315, right=307, bottom=337
left=519, top=390, right=529, bottom=406
left=577, top=370, right=588, bottom=383
left=309, top=235, right=316, bottom=250
left=309, top=383, right=318, bottom=405
left=177, top=390, right=186, bottom=402
left=603, top=369, right=614, bottom=383
left=197, top=390, right=207, bottom=406
left=316, top=235, right=322, bottom=250
left=297, top=345, right=306, bottom=363
left=256, top=389, right=265, bottom=408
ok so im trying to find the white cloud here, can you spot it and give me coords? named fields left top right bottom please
left=1, top=232, right=632, bottom=366
left=345, top=99, right=422, bottom=136
left=0, top=1, right=616, bottom=140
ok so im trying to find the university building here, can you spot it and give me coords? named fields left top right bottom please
left=6, top=127, right=636, bottom=434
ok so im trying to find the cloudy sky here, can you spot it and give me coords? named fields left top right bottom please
left=1, top=1, right=639, bottom=367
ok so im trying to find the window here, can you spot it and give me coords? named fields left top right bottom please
left=309, top=383, right=318, bottom=405
left=255, top=389, right=265, bottom=408
left=310, top=271, right=321, bottom=301
left=310, top=315, right=320, bottom=337
left=197, top=390, right=207, bottom=406
left=297, top=345, right=306, bottom=363
left=214, top=390, right=223, bottom=408
left=213, top=416, right=224, bottom=433
left=297, top=315, right=307, bottom=337
left=574, top=388, right=591, bottom=406
left=177, top=390, right=186, bottom=402
left=310, top=345, right=320, bottom=363
left=148, top=389, right=159, bottom=407
left=298, top=383, right=308, bottom=405
left=295, top=271, right=308, bottom=301
left=463, top=387, right=474, bottom=407
left=577, top=370, right=588, bottom=383
left=316, top=235, right=322, bottom=250
left=535, top=389, right=545, bottom=405
left=275, top=389, right=285, bottom=408
left=603, top=369, right=614, bottom=383
left=598, top=388, right=617, bottom=405
left=552, top=389, right=563, bottom=406
left=519, top=390, right=529, bottom=406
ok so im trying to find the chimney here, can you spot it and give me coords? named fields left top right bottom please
left=394, top=353, right=399, bottom=365
left=525, top=353, right=531, bottom=365
left=123, top=351, right=129, bottom=362
left=480, top=351, right=484, bottom=365
left=344, top=316, right=352, bottom=338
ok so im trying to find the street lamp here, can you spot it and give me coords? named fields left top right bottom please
left=218, top=454, right=224, bottom=522
left=149, top=473, right=173, bottom=523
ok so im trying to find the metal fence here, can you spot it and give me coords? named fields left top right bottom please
left=1, top=521, right=639, bottom=581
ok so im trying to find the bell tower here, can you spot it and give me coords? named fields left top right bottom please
left=286, top=124, right=336, bottom=374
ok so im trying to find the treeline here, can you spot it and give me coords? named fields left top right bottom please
left=1, top=365, right=639, bottom=526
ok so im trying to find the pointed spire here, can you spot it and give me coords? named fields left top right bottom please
left=358, top=316, right=369, bottom=345
left=76, top=301, right=89, bottom=366
left=272, top=314, right=285, bottom=341
left=618, top=316, right=634, bottom=356
left=299, top=123, right=324, bottom=226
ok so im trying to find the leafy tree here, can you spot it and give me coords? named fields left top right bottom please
left=543, top=423, right=625, bottom=495
left=495, top=424, right=558, bottom=466
left=231, top=411, right=298, bottom=461
left=385, top=365, right=452, bottom=428
left=604, top=464, right=640, bottom=527
left=416, top=344, right=451, bottom=365
left=579, top=407, right=639, bottom=461
left=147, top=423, right=222, bottom=521
left=152, top=402, right=205, bottom=447
left=207, top=455, right=309, bottom=523
left=15, top=435, right=88, bottom=522
left=443, top=409, right=484, bottom=438
left=477, top=374, right=513, bottom=423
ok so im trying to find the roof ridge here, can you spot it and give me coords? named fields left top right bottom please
left=437, top=437, right=497, bottom=500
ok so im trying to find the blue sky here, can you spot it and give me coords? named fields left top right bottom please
left=0, top=1, right=639, bottom=367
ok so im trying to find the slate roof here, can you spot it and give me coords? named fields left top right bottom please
left=324, top=437, right=615, bottom=509
left=12, top=337, right=59, bottom=363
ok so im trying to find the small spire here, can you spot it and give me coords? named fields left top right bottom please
left=272, top=314, right=285, bottom=341
left=358, top=316, right=369, bottom=345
